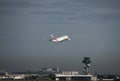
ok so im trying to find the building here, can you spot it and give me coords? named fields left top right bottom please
left=42, top=68, right=59, bottom=72
left=49, top=71, right=97, bottom=81
left=0, top=74, right=25, bottom=80
left=62, top=71, right=78, bottom=75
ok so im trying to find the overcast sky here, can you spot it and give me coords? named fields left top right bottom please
left=0, top=0, right=120, bottom=74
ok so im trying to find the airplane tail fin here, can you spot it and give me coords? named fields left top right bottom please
left=50, top=35, right=54, bottom=39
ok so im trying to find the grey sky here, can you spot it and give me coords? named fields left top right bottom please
left=0, top=0, right=120, bottom=73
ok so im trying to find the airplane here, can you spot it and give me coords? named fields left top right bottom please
left=50, top=34, right=70, bottom=42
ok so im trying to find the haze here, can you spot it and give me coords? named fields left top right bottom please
left=0, top=0, right=120, bottom=74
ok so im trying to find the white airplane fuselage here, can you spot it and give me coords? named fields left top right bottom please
left=51, top=35, right=70, bottom=42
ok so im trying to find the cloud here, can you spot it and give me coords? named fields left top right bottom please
left=0, top=0, right=33, bottom=15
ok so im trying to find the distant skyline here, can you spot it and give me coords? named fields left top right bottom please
left=0, top=0, right=120, bottom=73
